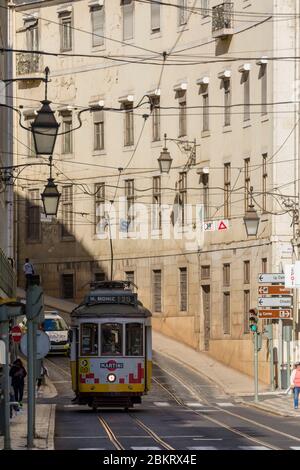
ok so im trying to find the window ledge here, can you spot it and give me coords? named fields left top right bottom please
left=201, top=130, right=211, bottom=138
left=93, top=149, right=106, bottom=156
left=122, top=39, right=134, bottom=46
left=61, top=237, right=75, bottom=242
left=151, top=140, right=162, bottom=148
left=61, top=153, right=74, bottom=159
left=150, top=30, right=161, bottom=38
left=223, top=125, right=232, bottom=133
left=243, top=121, right=251, bottom=129
left=123, top=145, right=135, bottom=152
left=91, top=44, right=106, bottom=52
left=261, top=115, right=269, bottom=123
left=177, top=25, right=189, bottom=33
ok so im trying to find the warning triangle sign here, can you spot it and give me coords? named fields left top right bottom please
left=218, top=220, right=228, bottom=231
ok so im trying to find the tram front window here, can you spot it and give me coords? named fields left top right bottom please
left=126, top=323, right=143, bottom=356
left=81, top=323, right=98, bottom=356
left=101, top=323, right=122, bottom=356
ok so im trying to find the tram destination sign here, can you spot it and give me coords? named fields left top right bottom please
left=88, top=293, right=137, bottom=305
left=258, top=273, right=285, bottom=284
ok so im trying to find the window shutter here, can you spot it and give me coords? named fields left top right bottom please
left=92, top=6, right=104, bottom=46
left=123, top=0, right=133, bottom=40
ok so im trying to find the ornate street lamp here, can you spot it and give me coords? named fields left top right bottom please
left=31, top=67, right=60, bottom=155
left=244, top=187, right=260, bottom=236
left=158, top=133, right=172, bottom=174
left=41, top=156, right=61, bottom=216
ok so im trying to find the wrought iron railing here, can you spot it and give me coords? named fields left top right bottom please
left=212, top=2, right=234, bottom=34
left=0, top=248, right=16, bottom=298
left=16, top=52, right=41, bottom=75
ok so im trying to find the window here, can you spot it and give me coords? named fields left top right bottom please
left=179, top=172, right=187, bottom=226
left=25, top=21, right=39, bottom=72
left=61, top=185, right=73, bottom=238
left=199, top=171, right=209, bottom=220
left=244, top=158, right=250, bottom=211
left=95, top=182, right=105, bottom=234
left=91, top=5, right=104, bottom=47
left=223, top=292, right=230, bottom=334
left=101, top=323, right=122, bottom=356
left=224, top=79, right=231, bottom=127
left=125, top=179, right=135, bottom=229
left=27, top=119, right=37, bottom=157
left=122, top=0, right=134, bottom=40
left=261, top=64, right=267, bottom=116
left=262, top=258, right=268, bottom=274
left=178, top=0, right=187, bottom=25
left=223, top=263, right=230, bottom=286
left=244, top=290, right=250, bottom=333
left=201, top=265, right=210, bottom=280
left=243, top=71, right=250, bottom=121
left=153, top=269, right=162, bottom=312
left=126, top=323, right=143, bottom=356
left=122, top=101, right=134, bottom=146
left=93, top=110, right=105, bottom=150
left=224, top=163, right=231, bottom=218
left=179, top=267, right=188, bottom=311
left=60, top=13, right=72, bottom=51
left=62, top=114, right=73, bottom=154
left=152, top=95, right=160, bottom=141
left=43, top=317, right=68, bottom=332
left=152, top=176, right=161, bottom=230
left=201, top=0, right=210, bottom=17
left=94, top=271, right=106, bottom=282
left=62, top=273, right=74, bottom=298
left=26, top=189, right=40, bottom=241
left=81, top=323, right=98, bottom=356
left=151, top=1, right=160, bottom=32
left=125, top=270, right=135, bottom=287
left=178, top=91, right=187, bottom=137
left=262, top=153, right=268, bottom=212
left=202, top=92, right=209, bottom=132
left=244, top=260, right=250, bottom=284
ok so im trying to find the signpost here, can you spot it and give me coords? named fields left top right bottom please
left=258, top=309, right=293, bottom=319
left=258, top=273, right=285, bottom=284
left=258, top=286, right=291, bottom=296
left=258, top=297, right=292, bottom=308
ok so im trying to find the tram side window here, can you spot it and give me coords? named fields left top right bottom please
left=126, top=323, right=143, bottom=356
left=81, top=323, right=98, bottom=356
left=101, top=323, right=123, bottom=356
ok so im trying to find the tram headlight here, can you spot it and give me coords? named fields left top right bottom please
left=107, top=373, right=116, bottom=383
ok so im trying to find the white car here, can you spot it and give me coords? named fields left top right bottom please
left=42, top=311, right=70, bottom=354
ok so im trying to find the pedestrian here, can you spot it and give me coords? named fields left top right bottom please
left=290, top=362, right=300, bottom=409
left=23, top=257, right=34, bottom=290
left=9, top=358, right=27, bottom=408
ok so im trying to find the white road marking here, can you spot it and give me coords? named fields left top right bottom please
left=195, top=409, right=218, bottom=413
left=153, top=402, right=171, bottom=407
left=290, top=447, right=300, bottom=450
left=239, top=446, right=270, bottom=450
left=78, top=448, right=106, bottom=450
left=216, top=403, right=235, bottom=407
left=187, top=446, right=217, bottom=450
left=193, top=438, right=223, bottom=441
left=57, top=436, right=107, bottom=439
left=185, top=402, right=204, bottom=408
left=131, top=446, right=161, bottom=450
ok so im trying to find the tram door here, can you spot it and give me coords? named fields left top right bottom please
left=202, top=285, right=210, bottom=351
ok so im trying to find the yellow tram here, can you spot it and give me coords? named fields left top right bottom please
left=69, top=280, right=152, bottom=409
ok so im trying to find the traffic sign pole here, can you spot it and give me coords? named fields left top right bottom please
left=254, top=332, right=259, bottom=403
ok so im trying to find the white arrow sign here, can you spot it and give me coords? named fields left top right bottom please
left=258, top=273, right=285, bottom=284
left=258, top=297, right=292, bottom=308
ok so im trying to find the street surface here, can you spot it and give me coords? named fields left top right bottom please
left=41, top=353, right=300, bottom=451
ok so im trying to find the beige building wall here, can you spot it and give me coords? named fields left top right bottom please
left=12, top=0, right=300, bottom=383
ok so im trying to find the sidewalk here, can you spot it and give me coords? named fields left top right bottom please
left=0, top=376, right=57, bottom=450
left=17, top=290, right=299, bottom=419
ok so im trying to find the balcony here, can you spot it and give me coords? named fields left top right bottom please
left=16, top=52, right=41, bottom=76
left=0, top=248, right=16, bottom=298
left=212, top=2, right=234, bottom=39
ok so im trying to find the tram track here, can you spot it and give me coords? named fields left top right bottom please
left=153, top=359, right=300, bottom=447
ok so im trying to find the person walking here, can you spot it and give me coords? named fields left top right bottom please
left=9, top=358, right=27, bottom=407
left=23, top=258, right=34, bottom=289
left=290, top=362, right=300, bottom=409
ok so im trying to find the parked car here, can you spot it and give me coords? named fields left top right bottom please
left=42, top=311, right=70, bottom=355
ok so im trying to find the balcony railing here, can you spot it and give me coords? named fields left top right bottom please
left=0, top=248, right=16, bottom=298
left=212, top=2, right=234, bottom=38
left=16, top=52, right=41, bottom=75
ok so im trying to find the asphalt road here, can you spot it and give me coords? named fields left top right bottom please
left=41, top=352, right=300, bottom=451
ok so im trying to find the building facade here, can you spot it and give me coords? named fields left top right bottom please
left=12, top=0, right=300, bottom=382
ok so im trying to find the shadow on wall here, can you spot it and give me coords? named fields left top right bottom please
left=16, top=192, right=107, bottom=303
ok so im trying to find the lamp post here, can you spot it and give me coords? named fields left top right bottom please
left=243, top=187, right=260, bottom=237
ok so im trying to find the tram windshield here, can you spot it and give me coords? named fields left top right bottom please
left=101, top=323, right=122, bottom=356
left=81, top=323, right=98, bottom=356
left=126, top=323, right=143, bottom=356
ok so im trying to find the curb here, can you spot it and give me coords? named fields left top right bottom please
left=241, top=399, right=297, bottom=418
left=46, top=404, right=56, bottom=450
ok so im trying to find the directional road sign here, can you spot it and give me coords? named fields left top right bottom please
left=258, top=297, right=292, bottom=308
left=258, top=286, right=292, bottom=296
left=258, top=309, right=293, bottom=319
left=20, top=330, right=50, bottom=359
left=258, top=273, right=285, bottom=284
